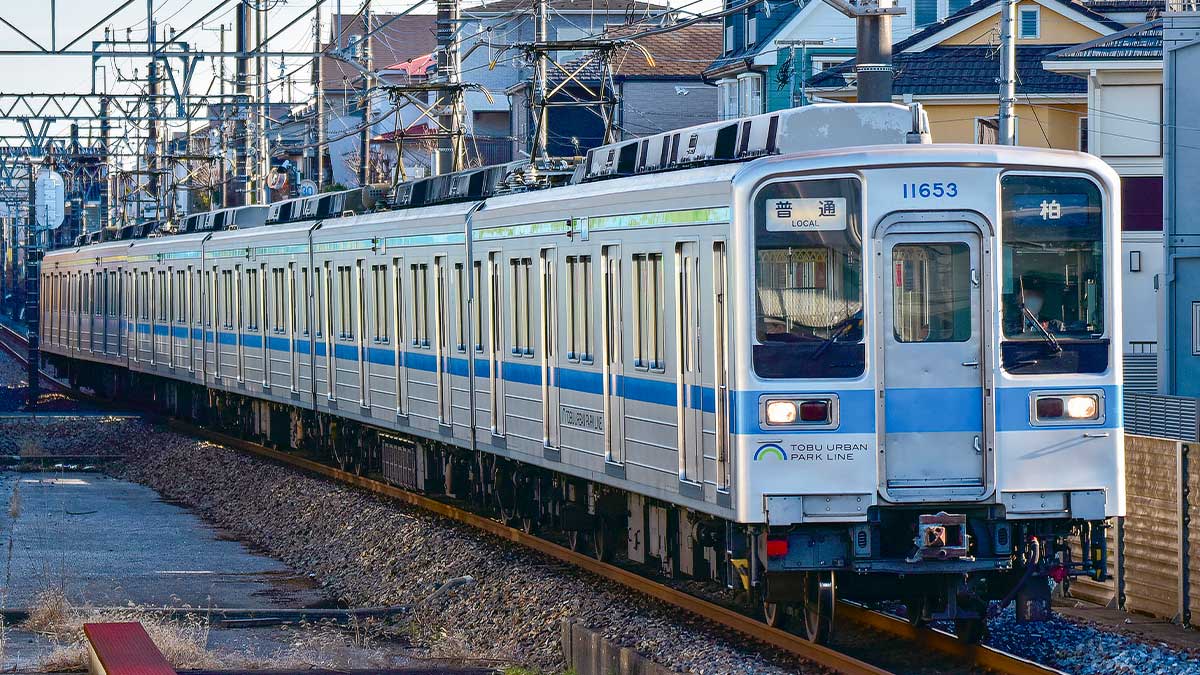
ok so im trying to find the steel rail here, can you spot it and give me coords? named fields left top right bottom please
left=3, top=324, right=1070, bottom=675
left=169, top=418, right=893, bottom=675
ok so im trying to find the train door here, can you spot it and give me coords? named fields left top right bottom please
left=434, top=256, right=452, bottom=426
left=881, top=224, right=987, bottom=499
left=488, top=252, right=505, bottom=436
left=675, top=241, right=703, bottom=487
left=601, top=245, right=624, bottom=466
left=540, top=247, right=560, bottom=450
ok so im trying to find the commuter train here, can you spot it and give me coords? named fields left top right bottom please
left=38, top=103, right=1123, bottom=643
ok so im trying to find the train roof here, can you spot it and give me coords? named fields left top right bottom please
left=52, top=103, right=927, bottom=252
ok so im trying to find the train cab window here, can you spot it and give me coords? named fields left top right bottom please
left=1000, top=174, right=1107, bottom=374
left=566, top=255, right=594, bottom=363
left=892, top=243, right=972, bottom=343
left=752, top=177, right=864, bottom=379
left=632, top=253, right=665, bottom=371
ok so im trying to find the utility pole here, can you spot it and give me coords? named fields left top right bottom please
left=147, top=2, right=160, bottom=221
left=532, top=0, right=549, bottom=160
left=257, top=4, right=270, bottom=203
left=854, top=0, right=894, bottom=103
left=24, top=157, right=38, bottom=410
left=219, top=23, right=229, bottom=206
left=235, top=0, right=251, bottom=206
left=311, top=5, right=325, bottom=187
left=358, top=0, right=373, bottom=187
left=100, top=96, right=111, bottom=229
left=998, top=0, right=1017, bottom=145
left=435, top=0, right=464, bottom=175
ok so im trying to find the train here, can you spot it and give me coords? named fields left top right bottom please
left=38, top=102, right=1123, bottom=644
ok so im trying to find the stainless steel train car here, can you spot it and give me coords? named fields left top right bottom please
left=39, top=103, right=1124, bottom=643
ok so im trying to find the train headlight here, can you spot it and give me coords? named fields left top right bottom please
left=1065, top=395, right=1099, bottom=419
left=765, top=400, right=799, bottom=425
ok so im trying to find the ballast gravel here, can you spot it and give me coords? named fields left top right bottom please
left=34, top=415, right=824, bottom=675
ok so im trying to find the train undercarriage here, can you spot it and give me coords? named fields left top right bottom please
left=49, top=354, right=1112, bottom=645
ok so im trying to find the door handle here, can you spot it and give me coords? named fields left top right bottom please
left=970, top=267, right=980, bottom=287
left=973, top=435, right=982, bottom=454
left=961, top=360, right=979, bottom=367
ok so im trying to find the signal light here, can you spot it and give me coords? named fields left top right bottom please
left=766, top=537, right=789, bottom=558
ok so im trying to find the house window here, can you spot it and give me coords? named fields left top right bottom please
left=1019, top=6, right=1040, bottom=39
left=812, top=57, right=850, bottom=76
left=718, top=80, right=739, bottom=120
left=739, top=74, right=763, bottom=116
left=1079, top=117, right=1089, bottom=153
left=746, top=9, right=757, bottom=46
left=915, top=0, right=939, bottom=27
left=724, top=22, right=735, bottom=54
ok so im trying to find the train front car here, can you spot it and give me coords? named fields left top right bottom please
left=731, top=145, right=1123, bottom=643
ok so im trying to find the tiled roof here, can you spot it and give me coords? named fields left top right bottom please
left=464, top=0, right=669, bottom=14
left=1048, top=19, right=1162, bottom=59
left=1082, top=0, right=1164, bottom=12
left=810, top=45, right=1087, bottom=95
left=705, top=1, right=805, bottom=75
left=555, top=22, right=724, bottom=81
left=889, top=0, right=1126, bottom=53
left=322, top=14, right=436, bottom=92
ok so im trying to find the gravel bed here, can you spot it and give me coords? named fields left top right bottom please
left=59, top=419, right=828, bottom=675
left=983, top=605, right=1200, bottom=675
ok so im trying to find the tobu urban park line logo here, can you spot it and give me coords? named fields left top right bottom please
left=753, top=443, right=788, bottom=461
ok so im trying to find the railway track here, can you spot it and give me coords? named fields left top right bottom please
left=3, top=325, right=1068, bottom=675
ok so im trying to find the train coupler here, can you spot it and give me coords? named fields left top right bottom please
left=906, top=511, right=973, bottom=563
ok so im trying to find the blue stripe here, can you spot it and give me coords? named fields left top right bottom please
left=620, top=375, right=676, bottom=407
left=333, top=343, right=357, bottom=360
left=152, top=324, right=169, bottom=337
left=191, top=328, right=204, bottom=341
left=406, top=351, right=436, bottom=373
left=241, top=333, right=263, bottom=349
left=267, top=336, right=290, bottom=352
left=136, top=323, right=151, bottom=334
left=557, top=367, right=603, bottom=395
left=503, top=360, right=542, bottom=386
left=171, top=326, right=189, bottom=339
left=885, top=387, right=983, bottom=433
left=474, top=358, right=491, bottom=378
left=367, top=347, right=395, bottom=367
left=217, top=331, right=237, bottom=346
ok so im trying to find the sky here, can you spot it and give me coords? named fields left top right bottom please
left=0, top=0, right=715, bottom=148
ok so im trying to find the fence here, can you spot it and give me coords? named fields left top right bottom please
left=1073, top=435, right=1199, bottom=625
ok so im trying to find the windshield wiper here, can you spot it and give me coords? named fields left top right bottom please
left=813, top=315, right=858, bottom=359
left=1022, top=305, right=1062, bottom=354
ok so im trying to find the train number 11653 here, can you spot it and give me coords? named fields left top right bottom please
left=902, top=182, right=959, bottom=199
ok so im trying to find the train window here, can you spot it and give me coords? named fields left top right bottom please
left=391, top=258, right=404, bottom=346
left=246, top=267, right=260, bottom=331
left=510, top=257, right=534, bottom=356
left=323, top=263, right=334, bottom=343
left=159, top=270, right=169, bottom=321
left=473, top=261, right=484, bottom=352
left=221, top=270, right=234, bottom=328
left=1000, top=174, right=1107, bottom=374
left=336, top=265, right=352, bottom=339
left=300, top=268, right=310, bottom=336
left=892, top=243, right=973, bottom=343
left=565, top=255, right=594, bottom=363
left=372, top=264, right=389, bottom=343
left=455, top=262, right=466, bottom=352
left=752, top=177, right=864, bottom=379
left=272, top=268, right=286, bottom=333
left=312, top=267, right=323, bottom=337
left=632, top=253, right=665, bottom=371
left=177, top=270, right=187, bottom=322
left=411, top=263, right=430, bottom=348
left=140, top=271, right=150, bottom=320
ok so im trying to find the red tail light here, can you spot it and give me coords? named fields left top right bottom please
left=1036, top=397, right=1064, bottom=419
left=799, top=400, right=829, bottom=422
left=766, top=537, right=789, bottom=558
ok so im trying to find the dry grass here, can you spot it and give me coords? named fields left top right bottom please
left=7, top=483, right=20, bottom=520
left=16, top=437, right=43, bottom=459
left=21, top=589, right=219, bottom=672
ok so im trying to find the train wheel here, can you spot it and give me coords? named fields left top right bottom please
left=592, top=518, right=616, bottom=563
left=566, top=529, right=588, bottom=554
left=905, top=595, right=930, bottom=628
left=761, top=600, right=788, bottom=629
left=799, top=571, right=835, bottom=644
left=955, top=617, right=988, bottom=644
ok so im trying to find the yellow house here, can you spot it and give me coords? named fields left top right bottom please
left=809, top=0, right=1131, bottom=149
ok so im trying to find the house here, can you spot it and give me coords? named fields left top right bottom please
left=702, top=0, right=960, bottom=119
left=809, top=0, right=1128, bottom=147
left=1044, top=18, right=1165, bottom=389
left=507, top=22, right=724, bottom=157
left=458, top=0, right=673, bottom=144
